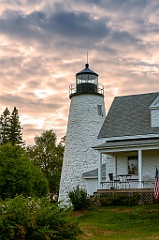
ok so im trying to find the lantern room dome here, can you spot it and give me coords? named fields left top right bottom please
left=76, top=63, right=98, bottom=77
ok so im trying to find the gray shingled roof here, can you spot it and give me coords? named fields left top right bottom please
left=98, top=92, right=159, bottom=139
left=82, top=163, right=106, bottom=178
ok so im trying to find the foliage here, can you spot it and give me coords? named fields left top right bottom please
left=0, top=195, right=79, bottom=240
left=9, top=107, right=24, bottom=146
left=0, top=144, right=49, bottom=199
left=26, top=129, right=64, bottom=194
left=68, top=186, right=91, bottom=211
left=0, top=107, right=11, bottom=144
left=0, top=107, right=24, bottom=146
left=98, top=192, right=140, bottom=206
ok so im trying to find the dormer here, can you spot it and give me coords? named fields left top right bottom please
left=149, top=95, right=159, bottom=127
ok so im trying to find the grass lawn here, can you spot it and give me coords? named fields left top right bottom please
left=73, top=204, right=159, bottom=240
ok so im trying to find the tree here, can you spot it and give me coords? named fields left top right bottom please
left=0, top=108, right=11, bottom=144
left=9, top=107, right=24, bottom=146
left=26, top=130, right=64, bottom=194
left=0, top=107, right=24, bottom=146
left=0, top=143, right=49, bottom=199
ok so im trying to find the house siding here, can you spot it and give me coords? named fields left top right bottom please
left=114, top=150, right=159, bottom=179
left=106, top=155, right=115, bottom=180
left=117, top=153, right=128, bottom=175
left=84, top=177, right=106, bottom=196
left=151, top=109, right=159, bottom=127
left=142, top=150, right=159, bottom=177
left=105, top=153, right=130, bottom=180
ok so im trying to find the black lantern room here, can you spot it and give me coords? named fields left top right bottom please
left=69, top=63, right=104, bottom=98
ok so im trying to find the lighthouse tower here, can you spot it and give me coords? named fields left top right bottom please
left=58, top=62, right=105, bottom=204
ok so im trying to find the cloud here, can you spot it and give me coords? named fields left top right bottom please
left=48, top=10, right=109, bottom=38
left=0, top=8, right=111, bottom=52
left=0, top=0, right=159, bottom=144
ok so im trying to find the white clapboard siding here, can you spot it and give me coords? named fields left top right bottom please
left=106, top=156, right=116, bottom=180
left=117, top=153, right=128, bottom=175
left=151, top=109, right=159, bottom=127
left=142, top=150, right=158, bottom=177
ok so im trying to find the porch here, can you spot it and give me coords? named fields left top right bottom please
left=96, top=143, right=159, bottom=191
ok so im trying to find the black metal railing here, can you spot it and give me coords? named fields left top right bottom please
left=69, top=83, right=104, bottom=97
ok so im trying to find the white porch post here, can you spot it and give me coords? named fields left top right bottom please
left=98, top=152, right=102, bottom=189
left=138, top=149, right=142, bottom=188
left=115, top=153, right=117, bottom=176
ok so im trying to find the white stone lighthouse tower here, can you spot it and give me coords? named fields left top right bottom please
left=58, top=63, right=105, bottom=204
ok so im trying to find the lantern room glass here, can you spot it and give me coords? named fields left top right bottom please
left=76, top=74, right=98, bottom=86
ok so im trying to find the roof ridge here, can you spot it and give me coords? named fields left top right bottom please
left=115, top=91, right=159, bottom=99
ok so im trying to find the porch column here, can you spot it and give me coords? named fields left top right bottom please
left=138, top=149, right=142, bottom=188
left=98, top=152, right=102, bottom=189
left=115, top=153, right=117, bottom=176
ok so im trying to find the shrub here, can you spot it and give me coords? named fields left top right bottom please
left=99, top=193, right=140, bottom=206
left=0, top=195, right=79, bottom=240
left=68, top=185, right=91, bottom=211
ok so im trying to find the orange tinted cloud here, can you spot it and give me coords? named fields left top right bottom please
left=0, top=1, right=159, bottom=144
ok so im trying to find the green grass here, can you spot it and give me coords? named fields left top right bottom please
left=72, top=204, right=159, bottom=240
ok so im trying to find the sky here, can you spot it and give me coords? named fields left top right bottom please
left=1, top=0, right=159, bottom=145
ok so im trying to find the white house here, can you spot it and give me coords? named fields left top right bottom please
left=92, top=92, right=159, bottom=191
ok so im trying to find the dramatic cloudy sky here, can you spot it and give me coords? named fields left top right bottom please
left=1, top=0, right=159, bottom=145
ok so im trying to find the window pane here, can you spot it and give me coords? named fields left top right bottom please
left=128, top=156, right=138, bottom=175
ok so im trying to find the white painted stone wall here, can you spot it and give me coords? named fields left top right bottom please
left=58, top=93, right=106, bottom=205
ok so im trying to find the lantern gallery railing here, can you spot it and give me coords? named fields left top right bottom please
left=69, top=83, right=104, bottom=97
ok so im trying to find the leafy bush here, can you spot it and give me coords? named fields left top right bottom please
left=99, top=193, right=140, bottom=206
left=68, top=185, right=91, bottom=211
left=0, top=195, right=79, bottom=240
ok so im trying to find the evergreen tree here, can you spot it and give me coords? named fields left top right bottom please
left=0, top=108, right=11, bottom=145
left=9, top=107, right=24, bottom=146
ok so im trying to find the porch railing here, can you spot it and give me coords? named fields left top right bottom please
left=100, top=179, right=155, bottom=190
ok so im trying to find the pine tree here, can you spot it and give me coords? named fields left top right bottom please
left=9, top=107, right=24, bottom=146
left=0, top=107, right=11, bottom=145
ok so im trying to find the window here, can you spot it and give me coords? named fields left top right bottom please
left=149, top=95, right=159, bottom=127
left=128, top=156, right=138, bottom=175
left=97, top=105, right=103, bottom=116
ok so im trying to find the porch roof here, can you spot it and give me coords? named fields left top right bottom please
left=93, top=137, right=159, bottom=151
left=98, top=92, right=159, bottom=139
